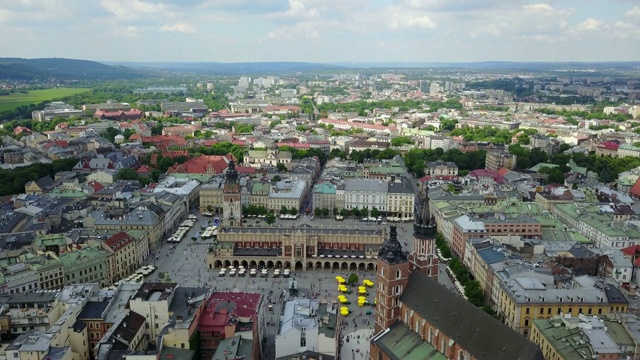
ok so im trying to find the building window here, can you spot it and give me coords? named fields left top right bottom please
left=396, top=269, right=401, bottom=279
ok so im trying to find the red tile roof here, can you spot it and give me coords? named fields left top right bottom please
left=630, top=177, right=640, bottom=199
left=598, top=141, right=620, bottom=150
left=497, top=168, right=510, bottom=177
left=95, top=109, right=142, bottom=118
left=87, top=180, right=105, bottom=192
left=236, top=166, right=256, bottom=174
left=105, top=232, right=134, bottom=252
left=199, top=292, right=261, bottom=332
left=470, top=169, right=504, bottom=183
left=166, top=154, right=235, bottom=174
left=137, top=165, right=152, bottom=174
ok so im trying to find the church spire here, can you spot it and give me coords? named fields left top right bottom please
left=414, top=185, right=436, bottom=239
left=225, top=159, right=238, bottom=183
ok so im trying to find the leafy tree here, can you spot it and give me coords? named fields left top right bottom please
left=276, top=163, right=288, bottom=172
left=272, top=175, right=282, bottom=182
left=332, top=207, right=339, bottom=216
left=265, top=213, right=276, bottom=225
left=234, top=123, right=254, bottom=133
left=329, top=148, right=346, bottom=159
left=390, top=136, right=413, bottom=147
left=114, top=168, right=139, bottom=181
left=371, top=207, right=379, bottom=218
left=270, top=120, right=281, bottom=128
left=114, top=168, right=151, bottom=186
left=257, top=206, right=268, bottom=216
left=339, top=209, right=347, bottom=217
left=321, top=208, right=330, bottom=217
left=101, top=127, right=120, bottom=143
left=352, top=207, right=361, bottom=217
left=290, top=207, right=298, bottom=216
left=280, top=205, right=288, bottom=214
left=361, top=207, right=369, bottom=218
left=314, top=208, right=321, bottom=217
left=348, top=273, right=359, bottom=285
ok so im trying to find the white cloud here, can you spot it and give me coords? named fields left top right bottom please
left=625, top=6, right=640, bottom=18
left=522, top=3, right=556, bottom=14
left=574, top=18, right=604, bottom=32
left=265, top=22, right=319, bottom=41
left=160, top=23, right=197, bottom=33
left=100, top=0, right=166, bottom=21
left=1, top=0, right=638, bottom=62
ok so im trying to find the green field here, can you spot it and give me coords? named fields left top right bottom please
left=0, top=88, right=90, bottom=112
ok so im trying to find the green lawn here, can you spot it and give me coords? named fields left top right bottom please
left=0, top=88, right=90, bottom=112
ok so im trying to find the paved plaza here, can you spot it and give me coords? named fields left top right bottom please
left=149, top=213, right=458, bottom=359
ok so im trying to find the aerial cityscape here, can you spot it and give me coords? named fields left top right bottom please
left=1, top=1, right=640, bottom=360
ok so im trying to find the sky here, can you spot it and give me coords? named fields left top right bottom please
left=1, top=0, right=639, bottom=63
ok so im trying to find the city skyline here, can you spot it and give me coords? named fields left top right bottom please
left=1, top=0, right=639, bottom=63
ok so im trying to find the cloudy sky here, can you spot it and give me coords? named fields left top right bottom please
left=1, top=0, right=639, bottom=63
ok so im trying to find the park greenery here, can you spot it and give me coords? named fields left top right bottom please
left=390, top=136, right=414, bottom=147
left=0, top=158, right=78, bottom=196
left=403, top=148, right=486, bottom=177
left=114, top=168, right=152, bottom=186
left=0, top=88, right=90, bottom=112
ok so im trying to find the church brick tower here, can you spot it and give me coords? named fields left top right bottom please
left=222, top=160, right=241, bottom=227
left=374, top=225, right=411, bottom=333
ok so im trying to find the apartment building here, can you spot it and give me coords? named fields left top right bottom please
left=198, top=292, right=263, bottom=360
left=344, top=179, right=388, bottom=212
left=451, top=215, right=487, bottom=258
left=424, top=160, right=458, bottom=178
left=531, top=314, right=640, bottom=360
left=93, top=206, right=163, bottom=249
left=495, top=274, right=628, bottom=338
left=486, top=150, right=517, bottom=171
left=386, top=177, right=415, bottom=218
left=129, top=282, right=176, bottom=343
left=312, top=182, right=341, bottom=211
left=618, top=144, right=640, bottom=158
left=275, top=299, right=337, bottom=359
left=5, top=291, right=64, bottom=335
left=102, top=232, right=137, bottom=286
left=58, top=246, right=109, bottom=287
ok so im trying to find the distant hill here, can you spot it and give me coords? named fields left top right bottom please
left=107, top=61, right=344, bottom=75
left=0, top=57, right=146, bottom=80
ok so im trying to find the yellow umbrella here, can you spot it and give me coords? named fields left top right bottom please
left=358, top=288, right=367, bottom=294
left=358, top=296, right=366, bottom=301
left=339, top=297, right=348, bottom=303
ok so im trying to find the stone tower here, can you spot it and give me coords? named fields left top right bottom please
left=222, top=160, right=242, bottom=228
left=408, top=185, right=439, bottom=280
left=374, top=225, right=411, bottom=333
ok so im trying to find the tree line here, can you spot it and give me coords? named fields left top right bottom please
left=0, top=158, right=78, bottom=196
